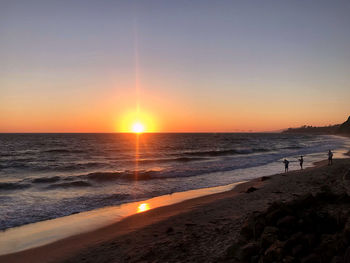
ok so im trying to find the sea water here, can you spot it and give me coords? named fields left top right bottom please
left=0, top=133, right=349, bottom=230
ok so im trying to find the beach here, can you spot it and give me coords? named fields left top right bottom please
left=2, top=156, right=350, bottom=263
left=2, top=0, right=350, bottom=261
left=1, top=133, right=347, bottom=231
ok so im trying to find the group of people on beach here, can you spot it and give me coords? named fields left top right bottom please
left=282, top=150, right=333, bottom=173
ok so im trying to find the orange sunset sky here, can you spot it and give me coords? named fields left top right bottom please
left=1, top=1, right=350, bottom=133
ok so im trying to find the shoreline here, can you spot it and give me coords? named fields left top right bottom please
left=1, top=134, right=348, bottom=232
left=0, top=181, right=245, bottom=256
left=2, top=157, right=348, bottom=263
left=2, top=177, right=264, bottom=263
left=2, top=136, right=348, bottom=256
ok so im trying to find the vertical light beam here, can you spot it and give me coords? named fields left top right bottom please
left=133, top=19, right=140, bottom=116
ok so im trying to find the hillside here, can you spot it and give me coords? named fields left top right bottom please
left=283, top=116, right=350, bottom=135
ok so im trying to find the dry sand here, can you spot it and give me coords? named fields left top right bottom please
left=2, top=158, right=350, bottom=263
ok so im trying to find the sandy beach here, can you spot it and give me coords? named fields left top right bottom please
left=1, top=156, right=350, bottom=263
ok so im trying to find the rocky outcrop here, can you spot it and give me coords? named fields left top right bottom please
left=338, top=116, right=350, bottom=134
left=225, top=190, right=350, bottom=262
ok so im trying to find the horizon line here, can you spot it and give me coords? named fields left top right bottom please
left=0, top=131, right=283, bottom=134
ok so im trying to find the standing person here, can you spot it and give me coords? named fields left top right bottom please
left=328, top=150, right=333, bottom=165
left=283, top=159, right=289, bottom=173
left=298, top=156, right=304, bottom=170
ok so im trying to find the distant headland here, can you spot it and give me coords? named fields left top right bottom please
left=283, top=116, right=350, bottom=135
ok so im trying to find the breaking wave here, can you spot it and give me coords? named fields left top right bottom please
left=46, top=181, right=92, bottom=189
left=0, top=182, right=31, bottom=191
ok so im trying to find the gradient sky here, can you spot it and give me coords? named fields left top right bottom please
left=1, top=0, right=350, bottom=132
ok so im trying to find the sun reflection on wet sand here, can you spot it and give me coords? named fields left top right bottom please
left=0, top=182, right=243, bottom=255
left=137, top=203, right=150, bottom=213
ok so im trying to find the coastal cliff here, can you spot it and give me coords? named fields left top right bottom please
left=338, top=116, right=350, bottom=134
left=283, top=116, right=350, bottom=135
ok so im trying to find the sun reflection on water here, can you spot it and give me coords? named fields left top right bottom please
left=137, top=203, right=150, bottom=213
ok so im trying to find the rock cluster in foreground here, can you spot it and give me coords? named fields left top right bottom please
left=226, top=189, right=350, bottom=263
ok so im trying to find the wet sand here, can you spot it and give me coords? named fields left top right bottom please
left=2, top=158, right=350, bottom=263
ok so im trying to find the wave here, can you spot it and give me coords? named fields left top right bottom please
left=138, top=156, right=208, bottom=164
left=32, top=176, right=61, bottom=183
left=0, top=182, right=31, bottom=191
left=100, top=193, right=131, bottom=201
left=53, top=162, right=105, bottom=171
left=23, top=162, right=106, bottom=172
left=46, top=181, right=92, bottom=189
left=83, top=170, right=162, bottom=181
left=42, top=149, right=85, bottom=154
left=282, top=146, right=303, bottom=150
left=0, top=163, right=30, bottom=170
left=180, top=148, right=269, bottom=157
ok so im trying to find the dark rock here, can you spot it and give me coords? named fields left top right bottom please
left=251, top=255, right=259, bottom=263
left=332, top=233, right=348, bottom=253
left=320, top=184, right=332, bottom=193
left=277, top=216, right=297, bottom=229
left=252, top=220, right=265, bottom=240
left=236, top=188, right=350, bottom=262
left=261, top=176, right=270, bottom=181
left=240, top=216, right=266, bottom=241
left=289, top=193, right=315, bottom=209
left=344, top=219, right=350, bottom=242
left=260, top=226, right=279, bottom=249
left=299, top=211, right=317, bottom=230
left=166, top=227, right=174, bottom=234
left=302, top=233, right=317, bottom=248
left=246, top=187, right=258, bottom=193
left=317, top=213, right=338, bottom=234
left=240, top=220, right=254, bottom=241
left=337, top=192, right=350, bottom=203
left=301, top=254, right=320, bottom=263
left=283, top=256, right=296, bottom=263
left=225, top=242, right=259, bottom=261
left=265, top=206, right=288, bottom=225
left=285, top=232, right=304, bottom=251
left=239, top=242, right=259, bottom=261
left=272, top=190, right=283, bottom=194
left=315, top=190, right=338, bottom=203
left=331, top=256, right=344, bottom=263
left=253, top=215, right=266, bottom=238
left=344, top=246, right=350, bottom=263
left=266, top=202, right=284, bottom=213
left=264, top=240, right=285, bottom=262
left=291, top=244, right=304, bottom=257
left=319, top=234, right=338, bottom=260
left=343, top=169, right=350, bottom=180
left=225, top=243, right=240, bottom=259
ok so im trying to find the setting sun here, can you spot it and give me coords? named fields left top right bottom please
left=132, top=122, right=145, bottom=133
left=118, top=109, right=158, bottom=133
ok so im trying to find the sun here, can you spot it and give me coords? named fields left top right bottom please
left=118, top=109, right=157, bottom=133
left=131, top=122, right=145, bottom=133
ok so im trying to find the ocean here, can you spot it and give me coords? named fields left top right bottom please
left=0, top=133, right=348, bottom=230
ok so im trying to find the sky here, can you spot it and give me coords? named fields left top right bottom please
left=1, top=0, right=350, bottom=132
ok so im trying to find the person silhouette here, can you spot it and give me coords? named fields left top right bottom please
left=283, top=159, right=289, bottom=173
left=328, top=150, right=333, bottom=165
left=298, top=156, right=304, bottom=170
